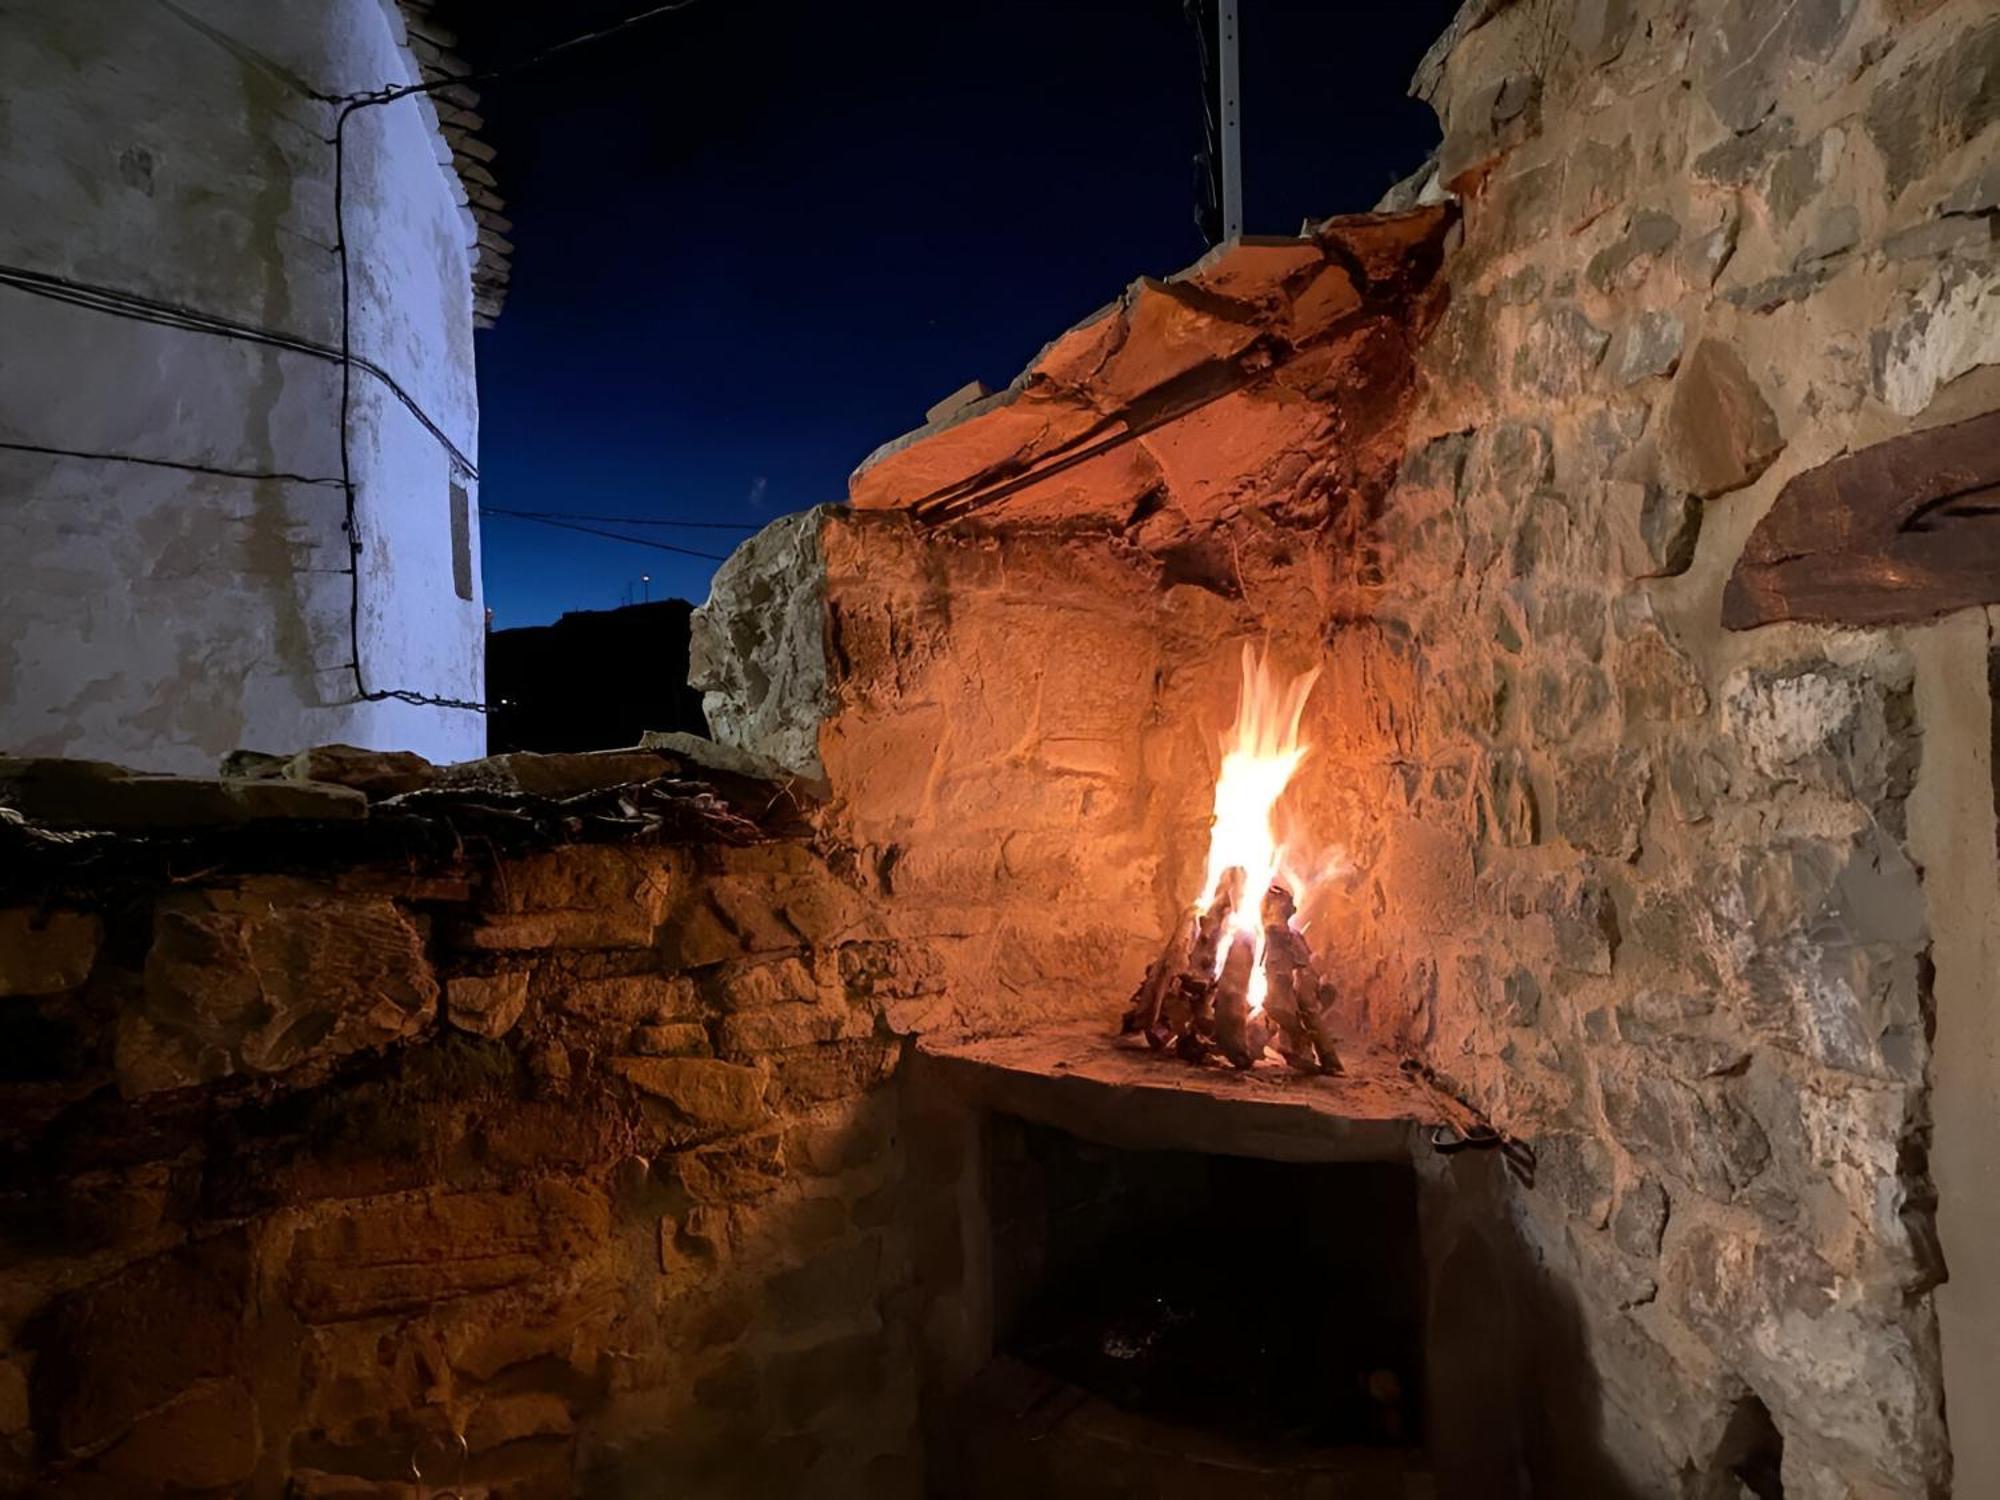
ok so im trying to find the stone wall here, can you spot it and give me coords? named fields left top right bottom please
left=0, top=0, right=487, bottom=772
left=689, top=1, right=1998, bottom=1492
left=814, top=508, right=1441, bottom=1046
left=0, top=831, right=954, bottom=1497
left=697, top=212, right=1456, bottom=1044
left=1374, top=0, right=1995, bottom=1492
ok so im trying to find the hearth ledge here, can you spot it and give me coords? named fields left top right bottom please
left=913, top=1029, right=1450, bottom=1163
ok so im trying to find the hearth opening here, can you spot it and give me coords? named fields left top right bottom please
left=954, top=1116, right=1429, bottom=1496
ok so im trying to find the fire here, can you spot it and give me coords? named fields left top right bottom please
left=1195, top=644, right=1321, bottom=1014
left=1121, top=639, right=1344, bottom=1075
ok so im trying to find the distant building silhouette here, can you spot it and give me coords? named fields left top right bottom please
left=487, top=600, right=709, bottom=752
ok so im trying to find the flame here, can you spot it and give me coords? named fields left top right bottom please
left=1195, top=644, right=1321, bottom=1014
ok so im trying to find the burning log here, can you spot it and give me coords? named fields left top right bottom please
left=1260, top=883, right=1343, bottom=1076
left=1294, top=975, right=1346, bottom=1077
left=1122, top=912, right=1192, bottom=1050
left=1212, top=931, right=1258, bottom=1069
left=1119, top=872, right=1344, bottom=1076
left=1259, top=884, right=1311, bottom=1067
left=1190, top=867, right=1245, bottom=976
left=1115, top=645, right=1343, bottom=1076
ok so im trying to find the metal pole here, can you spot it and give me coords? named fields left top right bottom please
left=1219, top=0, right=1242, bottom=240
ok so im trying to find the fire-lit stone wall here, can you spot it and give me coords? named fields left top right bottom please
left=691, top=1, right=1999, bottom=1492
left=695, top=209, right=1458, bottom=1046
left=0, top=834, right=959, bottom=1497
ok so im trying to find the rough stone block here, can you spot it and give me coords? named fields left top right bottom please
left=1872, top=258, right=2000, bottom=417
left=1542, top=875, right=1619, bottom=975
left=457, top=910, right=653, bottom=951
left=1555, top=746, right=1650, bottom=860
left=715, top=956, right=819, bottom=1010
left=1694, top=0, right=1857, bottom=134
left=1611, top=1178, right=1670, bottom=1259
left=1512, top=304, right=1609, bottom=398
left=1667, top=1222, right=1946, bottom=1490
left=0, top=907, right=100, bottom=996
left=1609, top=311, right=1684, bottom=385
left=1864, top=17, right=2000, bottom=195
left=664, top=1131, right=787, bottom=1203
left=1661, top=340, right=1784, bottom=498
left=1483, top=751, right=1540, bottom=848
left=41, top=1235, right=250, bottom=1456
left=280, top=743, right=439, bottom=798
left=1607, top=482, right=1700, bottom=579
left=117, top=883, right=436, bottom=1096
left=446, top=971, right=529, bottom=1038
left=782, top=1095, right=896, bottom=1179
left=438, top=749, right=671, bottom=798
left=717, top=1002, right=870, bottom=1057
left=1570, top=0, right=1637, bottom=64
left=1721, top=658, right=1914, bottom=805
left=631, top=1021, right=712, bottom=1056
left=0, top=758, right=368, bottom=828
left=92, top=1376, right=260, bottom=1491
left=615, top=1056, right=770, bottom=1143
left=1694, top=114, right=1795, bottom=186
left=767, top=1037, right=899, bottom=1107
left=1538, top=1132, right=1614, bottom=1227
left=1587, top=209, right=1680, bottom=293
left=287, top=1181, right=609, bottom=1323
left=1616, top=990, right=1749, bottom=1078
left=1526, top=661, right=1613, bottom=744
left=688, top=507, right=833, bottom=779
left=837, top=941, right=944, bottom=1001
left=1600, top=1070, right=1769, bottom=1201
left=769, top=1237, right=885, bottom=1336
left=559, top=973, right=702, bottom=1026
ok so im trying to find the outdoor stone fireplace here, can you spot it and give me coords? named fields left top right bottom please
left=680, top=0, right=1997, bottom=1489
left=1, top=0, right=1996, bottom=1496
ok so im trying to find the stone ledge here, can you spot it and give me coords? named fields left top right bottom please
left=914, top=1029, right=1449, bottom=1163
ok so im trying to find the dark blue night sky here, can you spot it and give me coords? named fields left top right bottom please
left=462, top=0, right=1457, bottom=627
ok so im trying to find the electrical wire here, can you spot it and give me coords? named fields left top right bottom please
left=481, top=505, right=759, bottom=532
left=339, top=0, right=703, bottom=110
left=479, top=508, right=732, bottom=561
left=333, top=0, right=703, bottom=713
left=0, top=265, right=476, bottom=478
left=0, top=438, right=344, bottom=488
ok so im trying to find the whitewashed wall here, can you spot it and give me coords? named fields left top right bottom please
left=0, top=0, right=485, bottom=772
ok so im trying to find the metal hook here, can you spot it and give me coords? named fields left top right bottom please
left=409, top=1428, right=469, bottom=1500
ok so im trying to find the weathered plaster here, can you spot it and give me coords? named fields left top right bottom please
left=1909, top=605, right=2000, bottom=1500
left=0, top=0, right=484, bottom=772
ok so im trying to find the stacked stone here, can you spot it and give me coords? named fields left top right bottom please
left=1362, top=0, right=1996, bottom=1493
left=392, top=1, right=514, bottom=327
left=0, top=832, right=953, bottom=1497
left=688, top=1, right=1993, bottom=1493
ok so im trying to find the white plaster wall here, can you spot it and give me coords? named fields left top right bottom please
left=0, top=0, right=484, bottom=772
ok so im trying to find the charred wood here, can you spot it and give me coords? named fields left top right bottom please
left=1295, top=977, right=1346, bottom=1076
left=1212, top=932, right=1258, bottom=1069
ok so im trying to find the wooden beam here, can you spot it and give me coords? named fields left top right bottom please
left=1723, top=409, right=2000, bottom=630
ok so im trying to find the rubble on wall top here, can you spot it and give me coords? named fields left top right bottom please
left=0, top=742, right=811, bottom=903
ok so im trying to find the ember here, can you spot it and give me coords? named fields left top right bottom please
left=1120, top=646, right=1343, bottom=1074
